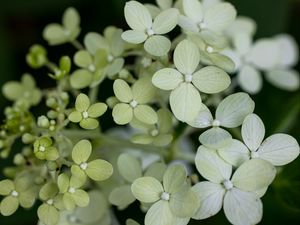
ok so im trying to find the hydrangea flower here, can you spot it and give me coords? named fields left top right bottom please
left=109, top=153, right=166, bottom=209
left=71, top=140, right=113, bottom=182
left=2, top=74, right=42, bottom=107
left=224, top=17, right=299, bottom=93
left=68, top=93, right=107, bottom=129
left=218, top=113, right=300, bottom=167
left=179, top=0, right=236, bottom=35
left=0, top=176, right=36, bottom=216
left=33, top=136, right=59, bottom=161
left=112, top=78, right=157, bottom=125
left=43, top=7, right=80, bottom=45
left=131, top=164, right=198, bottom=225
left=122, top=1, right=179, bottom=56
left=57, top=174, right=89, bottom=210
left=152, top=39, right=231, bottom=122
left=37, top=182, right=64, bottom=225
left=188, top=92, right=254, bottom=148
left=26, top=44, right=48, bottom=69
left=193, top=146, right=276, bottom=225
left=130, top=108, right=173, bottom=146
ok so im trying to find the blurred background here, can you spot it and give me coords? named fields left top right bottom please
left=0, top=0, right=299, bottom=224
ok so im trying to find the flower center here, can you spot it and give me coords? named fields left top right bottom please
left=150, top=129, right=159, bottom=137
left=46, top=199, right=54, bottom=205
left=130, top=100, right=138, bottom=108
left=185, top=74, right=193, bottom=83
left=206, top=46, right=214, bottom=53
left=107, top=54, right=114, bottom=62
left=160, top=192, right=170, bottom=201
left=39, top=146, right=46, bottom=152
left=251, top=151, right=259, bottom=159
left=223, top=180, right=233, bottom=190
left=212, top=119, right=221, bottom=127
left=68, top=187, right=76, bottom=194
left=146, top=28, right=155, bottom=36
left=88, top=64, right=96, bottom=72
left=82, top=111, right=89, bottom=119
left=80, top=162, right=88, bottom=170
left=198, top=22, right=207, bottom=29
left=11, top=190, right=19, bottom=197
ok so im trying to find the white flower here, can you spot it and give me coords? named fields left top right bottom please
left=192, top=146, right=276, bottom=225
left=218, top=113, right=300, bottom=167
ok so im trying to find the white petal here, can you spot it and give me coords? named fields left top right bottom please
left=174, top=40, right=200, bottom=74
left=233, top=33, right=252, bottom=56
left=204, top=3, right=237, bottom=32
left=124, top=1, right=152, bottom=31
left=199, top=127, right=232, bottom=149
left=192, top=182, right=225, bottom=219
left=156, top=0, right=173, bottom=10
left=242, top=113, right=265, bottom=151
left=122, top=30, right=147, bottom=44
left=195, top=145, right=232, bottom=183
left=144, top=35, right=171, bottom=56
left=218, top=139, right=250, bottom=167
left=265, top=69, right=300, bottom=91
left=170, top=83, right=201, bottom=122
left=224, top=188, right=263, bottom=225
left=247, top=38, right=280, bottom=70
left=145, top=201, right=176, bottom=225
left=231, top=159, right=276, bottom=192
left=274, top=34, right=299, bottom=68
left=152, top=68, right=183, bottom=90
left=187, top=104, right=213, bottom=128
left=182, top=0, right=203, bottom=23
left=258, top=134, right=300, bottom=166
left=216, top=92, right=255, bottom=128
left=192, top=66, right=231, bottom=94
left=238, top=65, right=262, bottom=94
left=178, top=16, right=199, bottom=33
left=225, top=16, right=256, bottom=38
left=153, top=8, right=179, bottom=34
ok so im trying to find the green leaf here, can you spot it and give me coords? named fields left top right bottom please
left=231, top=159, right=276, bottom=192
left=72, top=140, right=92, bottom=164
left=152, top=68, right=183, bottom=90
left=88, top=103, right=107, bottom=118
left=170, top=83, right=201, bottom=122
left=0, top=196, right=19, bottom=216
left=131, top=177, right=163, bottom=203
left=0, top=180, right=14, bottom=195
left=38, top=204, right=59, bottom=225
left=134, top=105, right=158, bottom=124
left=192, top=66, right=230, bottom=94
left=117, top=154, right=142, bottom=182
left=144, top=35, right=171, bottom=56
left=152, top=8, right=179, bottom=34
left=124, top=1, right=152, bottom=31
left=122, top=30, right=148, bottom=44
left=113, top=79, right=133, bottom=103
left=112, top=103, right=133, bottom=125
left=163, top=164, right=187, bottom=194
left=80, top=118, right=99, bottom=129
left=70, top=70, right=93, bottom=89
left=74, top=50, right=93, bottom=68
left=216, top=92, right=255, bottom=128
left=109, top=185, right=136, bottom=207
left=195, top=146, right=232, bottom=183
left=174, top=39, right=200, bottom=74
left=86, top=159, right=113, bottom=181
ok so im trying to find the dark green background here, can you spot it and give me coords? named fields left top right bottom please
left=0, top=0, right=299, bottom=224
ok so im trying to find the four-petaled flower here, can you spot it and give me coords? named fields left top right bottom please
left=33, top=136, right=59, bottom=161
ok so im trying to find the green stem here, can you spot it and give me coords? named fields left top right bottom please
left=89, top=86, right=99, bottom=103
left=71, top=40, right=84, bottom=50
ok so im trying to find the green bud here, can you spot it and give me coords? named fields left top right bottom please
left=46, top=97, right=58, bottom=108
left=3, top=167, right=17, bottom=178
left=13, top=153, right=26, bottom=165
left=22, top=133, right=35, bottom=144
left=22, top=147, right=32, bottom=157
left=106, top=97, right=119, bottom=109
left=47, top=161, right=58, bottom=171
left=37, top=116, right=50, bottom=128
left=60, top=92, right=69, bottom=102
left=47, top=110, right=58, bottom=119
left=59, top=56, right=71, bottom=74
left=26, top=44, right=47, bottom=69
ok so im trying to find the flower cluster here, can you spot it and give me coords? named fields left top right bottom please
left=0, top=0, right=299, bottom=225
